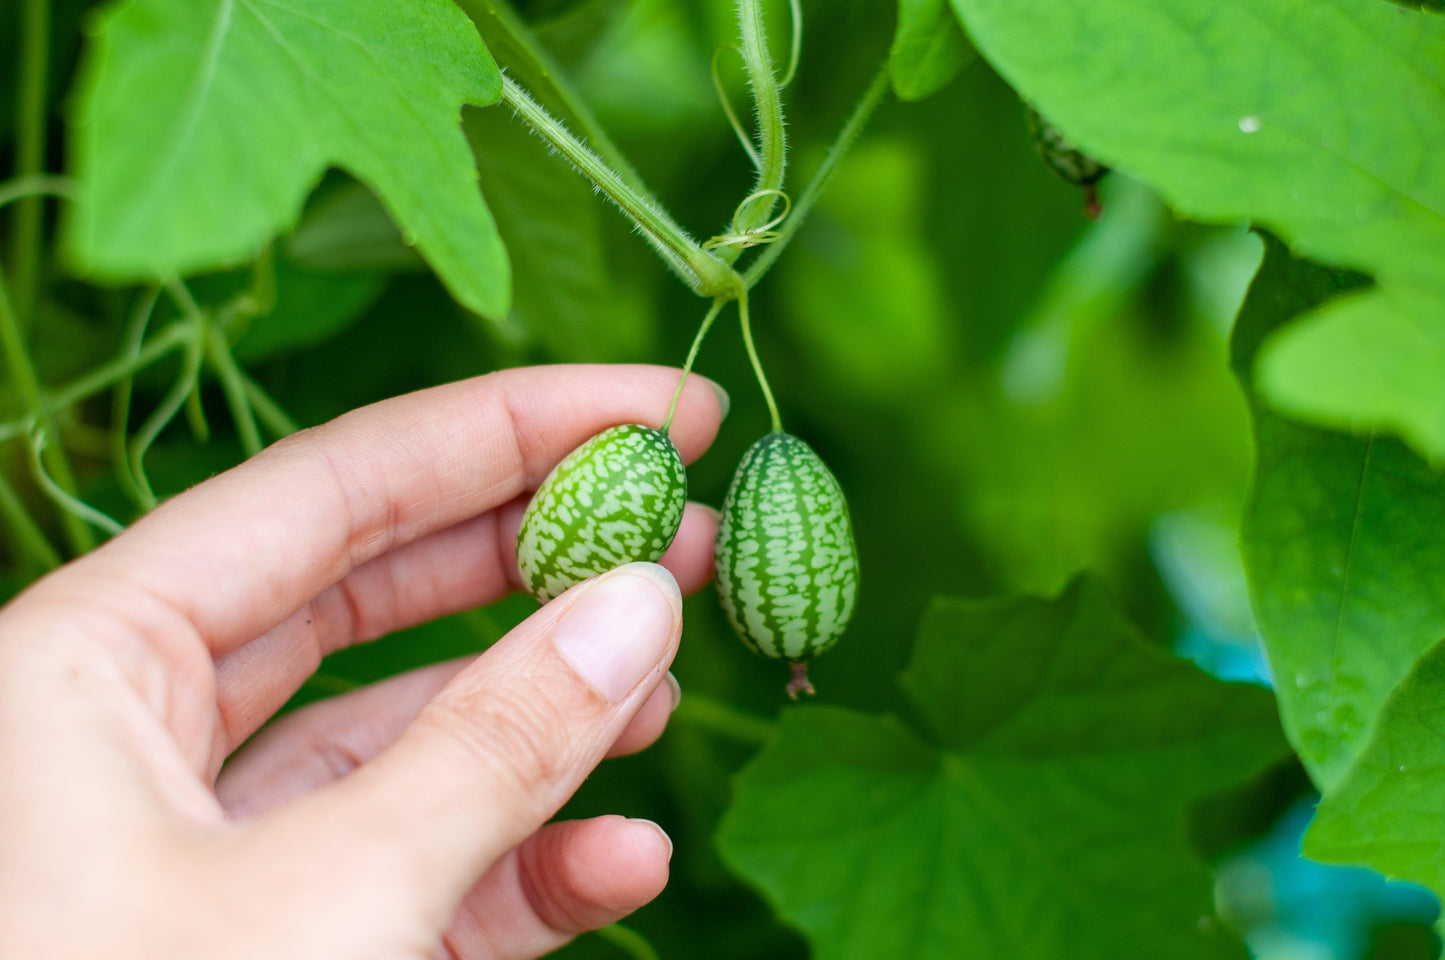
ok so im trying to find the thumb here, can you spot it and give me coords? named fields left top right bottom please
left=273, top=561, right=682, bottom=917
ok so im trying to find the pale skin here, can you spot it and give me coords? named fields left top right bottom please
left=0, top=365, right=726, bottom=959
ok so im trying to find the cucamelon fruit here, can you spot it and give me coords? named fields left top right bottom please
left=714, top=431, right=859, bottom=697
left=517, top=424, right=687, bottom=603
left=1024, top=102, right=1108, bottom=217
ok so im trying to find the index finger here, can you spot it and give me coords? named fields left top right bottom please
left=60, top=365, right=724, bottom=658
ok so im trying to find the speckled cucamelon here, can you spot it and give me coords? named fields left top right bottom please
left=714, top=432, right=859, bottom=679
left=1024, top=102, right=1107, bottom=188
left=517, top=424, right=687, bottom=603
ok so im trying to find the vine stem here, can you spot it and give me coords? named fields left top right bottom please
left=725, top=0, right=789, bottom=255
left=672, top=691, right=778, bottom=744
left=8, top=0, right=51, bottom=331
left=736, top=286, right=781, bottom=432
left=661, top=297, right=728, bottom=433
left=743, top=62, right=890, bottom=290
left=0, top=465, right=59, bottom=571
left=500, top=76, right=735, bottom=298
left=0, top=257, right=91, bottom=553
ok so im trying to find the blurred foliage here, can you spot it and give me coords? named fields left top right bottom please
left=4, top=0, right=1444, bottom=958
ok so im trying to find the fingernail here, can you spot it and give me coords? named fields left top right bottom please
left=630, top=818, right=674, bottom=862
left=554, top=564, right=681, bottom=703
left=700, top=376, right=730, bottom=421
left=693, top=503, right=721, bottom=525
left=665, top=671, right=682, bottom=711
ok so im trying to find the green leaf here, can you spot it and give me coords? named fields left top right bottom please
left=949, top=0, right=1445, bottom=459
left=1304, top=640, right=1445, bottom=912
left=718, top=577, right=1288, bottom=960
left=67, top=0, right=510, bottom=320
left=891, top=0, right=976, bottom=102
left=1256, top=286, right=1445, bottom=463
left=946, top=0, right=1445, bottom=298
left=1234, top=237, right=1445, bottom=792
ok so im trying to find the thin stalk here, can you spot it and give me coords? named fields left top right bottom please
left=595, top=924, right=662, bottom=960
left=111, top=287, right=161, bottom=508
left=27, top=428, right=124, bottom=538
left=243, top=376, right=301, bottom=439
left=743, top=63, right=890, bottom=290
left=205, top=324, right=261, bottom=455
left=672, top=691, right=778, bottom=744
left=130, top=321, right=205, bottom=509
left=8, top=0, right=51, bottom=331
left=662, top=297, right=728, bottom=433
left=0, top=258, right=91, bottom=553
left=501, top=77, right=735, bottom=298
left=731, top=0, right=788, bottom=241
left=48, top=323, right=190, bottom=412
left=711, top=45, right=761, bottom=169
left=778, top=0, right=803, bottom=89
left=0, top=466, right=60, bottom=570
left=736, top=287, right=781, bottom=432
left=0, top=175, right=77, bottom=211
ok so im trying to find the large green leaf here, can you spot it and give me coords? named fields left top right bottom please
left=67, top=0, right=510, bottom=320
left=718, top=578, right=1288, bottom=960
left=1305, top=640, right=1445, bottom=919
left=1234, top=237, right=1445, bottom=792
left=949, top=0, right=1445, bottom=458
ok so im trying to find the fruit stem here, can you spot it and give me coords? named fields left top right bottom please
left=662, top=296, right=728, bottom=433
left=787, top=662, right=815, bottom=699
left=736, top=286, right=782, bottom=432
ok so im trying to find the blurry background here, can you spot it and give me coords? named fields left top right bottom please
left=0, top=0, right=1437, bottom=956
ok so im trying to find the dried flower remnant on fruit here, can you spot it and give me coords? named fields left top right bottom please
left=1024, top=102, right=1109, bottom=218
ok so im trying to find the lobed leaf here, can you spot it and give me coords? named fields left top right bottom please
left=718, top=577, right=1288, bottom=960
left=67, top=0, right=510, bottom=319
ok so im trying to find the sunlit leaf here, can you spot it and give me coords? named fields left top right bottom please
left=1234, top=237, right=1445, bottom=792
left=67, top=0, right=510, bottom=319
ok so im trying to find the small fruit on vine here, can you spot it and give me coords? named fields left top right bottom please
left=714, top=431, right=859, bottom=698
left=1024, top=102, right=1109, bottom=217
left=517, top=424, right=688, bottom=603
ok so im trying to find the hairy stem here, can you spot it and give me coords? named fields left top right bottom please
left=730, top=0, right=788, bottom=242
left=501, top=77, right=735, bottom=298
left=8, top=0, right=51, bottom=332
left=743, top=63, right=890, bottom=290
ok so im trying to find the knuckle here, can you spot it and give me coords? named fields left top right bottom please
left=422, top=682, right=576, bottom=803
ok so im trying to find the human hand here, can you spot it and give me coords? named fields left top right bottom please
left=0, top=365, right=725, bottom=959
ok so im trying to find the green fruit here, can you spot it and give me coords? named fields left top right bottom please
left=1024, top=102, right=1107, bottom=187
left=517, top=424, right=687, bottom=603
left=714, top=431, right=859, bottom=670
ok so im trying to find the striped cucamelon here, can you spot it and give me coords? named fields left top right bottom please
left=517, top=424, right=687, bottom=603
left=1023, top=102, right=1107, bottom=188
left=714, top=431, right=859, bottom=696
